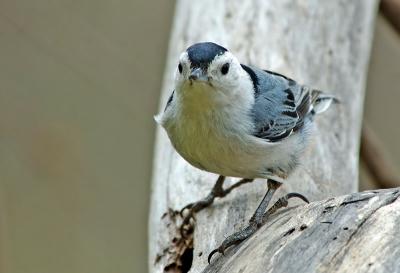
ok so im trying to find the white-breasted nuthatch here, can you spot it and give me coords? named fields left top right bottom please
left=155, top=42, right=337, bottom=263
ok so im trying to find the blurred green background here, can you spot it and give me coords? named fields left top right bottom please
left=0, top=1, right=399, bottom=273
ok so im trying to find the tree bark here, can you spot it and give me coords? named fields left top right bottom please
left=149, top=1, right=378, bottom=272
left=202, top=188, right=400, bottom=273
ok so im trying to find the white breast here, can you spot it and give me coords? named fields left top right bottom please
left=158, top=82, right=267, bottom=178
left=156, top=82, right=305, bottom=180
left=166, top=112, right=258, bottom=177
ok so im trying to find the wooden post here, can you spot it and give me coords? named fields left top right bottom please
left=149, top=1, right=378, bottom=272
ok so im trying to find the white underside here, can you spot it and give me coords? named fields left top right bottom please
left=157, top=82, right=309, bottom=181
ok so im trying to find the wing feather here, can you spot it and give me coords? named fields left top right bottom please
left=244, top=65, right=314, bottom=142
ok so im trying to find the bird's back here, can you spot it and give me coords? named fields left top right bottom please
left=242, top=65, right=336, bottom=143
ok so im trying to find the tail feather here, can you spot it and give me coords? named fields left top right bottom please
left=311, top=89, right=339, bottom=115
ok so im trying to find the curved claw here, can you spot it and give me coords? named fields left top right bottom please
left=208, top=247, right=223, bottom=264
left=286, top=192, right=309, bottom=204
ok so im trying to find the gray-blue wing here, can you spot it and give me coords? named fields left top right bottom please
left=242, top=65, right=313, bottom=142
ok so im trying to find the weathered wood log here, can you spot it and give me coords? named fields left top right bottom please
left=149, top=1, right=378, bottom=272
left=203, top=188, right=400, bottom=273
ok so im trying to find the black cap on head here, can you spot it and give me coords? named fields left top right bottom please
left=186, top=42, right=228, bottom=70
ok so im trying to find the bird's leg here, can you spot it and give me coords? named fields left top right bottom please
left=207, top=179, right=280, bottom=262
left=208, top=180, right=309, bottom=263
left=180, top=176, right=253, bottom=237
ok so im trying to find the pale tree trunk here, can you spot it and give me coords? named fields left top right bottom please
left=149, top=1, right=379, bottom=272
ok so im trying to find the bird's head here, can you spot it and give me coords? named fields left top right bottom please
left=174, top=42, right=249, bottom=101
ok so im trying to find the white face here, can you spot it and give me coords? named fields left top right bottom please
left=174, top=51, right=245, bottom=96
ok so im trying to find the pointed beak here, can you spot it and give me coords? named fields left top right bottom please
left=189, top=68, right=208, bottom=82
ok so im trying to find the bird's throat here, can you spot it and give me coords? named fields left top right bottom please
left=180, top=82, right=217, bottom=111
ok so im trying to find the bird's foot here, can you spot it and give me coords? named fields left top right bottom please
left=207, top=221, right=258, bottom=264
left=179, top=194, right=214, bottom=237
left=179, top=177, right=253, bottom=238
left=208, top=192, right=309, bottom=263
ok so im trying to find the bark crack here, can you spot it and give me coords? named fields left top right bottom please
left=329, top=191, right=400, bottom=266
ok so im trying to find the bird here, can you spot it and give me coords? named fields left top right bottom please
left=155, top=42, right=337, bottom=263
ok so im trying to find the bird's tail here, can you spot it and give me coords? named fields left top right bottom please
left=310, top=90, right=339, bottom=115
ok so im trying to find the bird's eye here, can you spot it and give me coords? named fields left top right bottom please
left=178, top=63, right=183, bottom=74
left=221, top=63, right=230, bottom=75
